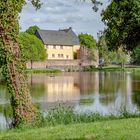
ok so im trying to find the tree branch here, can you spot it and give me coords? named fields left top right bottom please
left=30, top=0, right=43, bottom=10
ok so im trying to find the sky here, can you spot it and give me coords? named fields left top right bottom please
left=20, top=0, right=109, bottom=39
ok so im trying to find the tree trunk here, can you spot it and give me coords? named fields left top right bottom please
left=6, top=45, right=36, bottom=126
left=0, top=1, right=37, bottom=126
left=31, top=60, right=33, bottom=69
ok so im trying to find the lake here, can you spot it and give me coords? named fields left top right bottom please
left=0, top=72, right=140, bottom=127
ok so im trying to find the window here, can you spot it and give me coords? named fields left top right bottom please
left=52, top=54, right=55, bottom=58
left=53, top=45, right=56, bottom=49
left=58, top=54, right=63, bottom=58
left=61, top=54, right=63, bottom=57
left=60, top=45, right=63, bottom=49
left=66, top=55, right=69, bottom=59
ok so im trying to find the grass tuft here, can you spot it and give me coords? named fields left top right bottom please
left=38, top=104, right=140, bottom=127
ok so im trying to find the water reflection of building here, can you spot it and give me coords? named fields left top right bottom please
left=28, top=72, right=99, bottom=103
left=28, top=72, right=140, bottom=114
left=45, top=76, right=80, bottom=102
left=28, top=73, right=81, bottom=103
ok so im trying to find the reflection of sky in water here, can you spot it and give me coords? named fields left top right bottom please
left=75, top=91, right=138, bottom=115
left=0, top=114, right=7, bottom=128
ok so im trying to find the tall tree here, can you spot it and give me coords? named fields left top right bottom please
left=19, top=32, right=47, bottom=61
left=78, top=33, right=96, bottom=49
left=26, top=25, right=40, bottom=35
left=19, top=32, right=47, bottom=68
left=101, top=0, right=140, bottom=50
left=115, top=47, right=128, bottom=68
left=98, top=35, right=116, bottom=65
left=0, top=0, right=41, bottom=127
left=78, top=33, right=97, bottom=61
left=98, top=35, right=128, bottom=67
left=131, top=44, right=140, bottom=64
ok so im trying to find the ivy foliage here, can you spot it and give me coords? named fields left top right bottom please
left=0, top=0, right=43, bottom=127
left=102, top=0, right=140, bottom=50
left=78, top=33, right=96, bottom=49
left=19, top=32, right=47, bottom=61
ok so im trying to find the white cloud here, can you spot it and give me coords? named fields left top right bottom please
left=20, top=0, right=109, bottom=39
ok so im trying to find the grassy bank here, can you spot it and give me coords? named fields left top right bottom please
left=24, top=66, right=140, bottom=73
left=42, top=105, right=140, bottom=127
left=26, top=68, right=61, bottom=74
left=0, top=118, right=139, bottom=140
left=85, top=65, right=140, bottom=73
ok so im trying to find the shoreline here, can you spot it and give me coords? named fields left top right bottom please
left=25, top=66, right=140, bottom=73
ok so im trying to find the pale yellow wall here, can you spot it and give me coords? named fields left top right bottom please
left=73, top=45, right=80, bottom=52
left=45, top=45, right=74, bottom=60
left=45, top=44, right=81, bottom=60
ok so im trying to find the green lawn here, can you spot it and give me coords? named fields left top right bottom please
left=26, top=68, right=61, bottom=74
left=85, top=65, right=140, bottom=73
left=0, top=118, right=140, bottom=140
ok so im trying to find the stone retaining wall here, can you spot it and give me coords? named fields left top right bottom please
left=26, top=59, right=98, bottom=71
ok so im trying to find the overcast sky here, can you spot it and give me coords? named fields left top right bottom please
left=20, top=0, right=109, bottom=39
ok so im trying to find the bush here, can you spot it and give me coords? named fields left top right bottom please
left=45, top=104, right=75, bottom=126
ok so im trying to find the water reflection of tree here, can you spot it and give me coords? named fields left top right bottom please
left=0, top=79, right=10, bottom=100
left=99, top=72, right=127, bottom=105
left=99, top=73, right=116, bottom=94
left=99, top=95, right=117, bottom=105
left=30, top=83, right=45, bottom=98
left=79, top=72, right=98, bottom=95
left=132, top=74, right=140, bottom=92
left=132, top=92, right=140, bottom=109
left=0, top=104, right=13, bottom=118
left=132, top=74, right=140, bottom=109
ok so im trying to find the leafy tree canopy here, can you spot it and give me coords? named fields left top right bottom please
left=19, top=32, right=47, bottom=61
left=26, top=25, right=40, bottom=35
left=98, top=35, right=127, bottom=67
left=131, top=44, right=140, bottom=64
left=102, top=0, right=140, bottom=51
left=98, top=35, right=115, bottom=65
left=78, top=33, right=96, bottom=49
left=98, top=35, right=107, bottom=58
left=30, top=0, right=42, bottom=10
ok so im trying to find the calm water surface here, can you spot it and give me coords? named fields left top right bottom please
left=0, top=72, right=140, bottom=126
